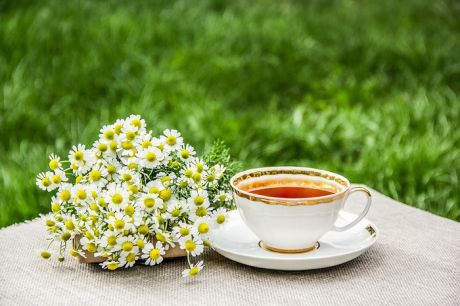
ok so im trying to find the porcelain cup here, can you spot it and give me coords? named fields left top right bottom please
left=230, top=167, right=372, bottom=253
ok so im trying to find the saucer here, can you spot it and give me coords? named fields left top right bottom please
left=211, top=210, right=378, bottom=271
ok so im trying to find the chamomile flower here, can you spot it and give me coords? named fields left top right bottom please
left=179, top=236, right=204, bottom=257
left=138, top=193, right=162, bottom=212
left=214, top=192, right=232, bottom=203
left=48, top=154, right=62, bottom=171
left=80, top=236, right=98, bottom=253
left=100, top=260, right=120, bottom=271
left=99, top=230, right=121, bottom=250
left=182, top=261, right=204, bottom=277
left=161, top=129, right=183, bottom=151
left=211, top=207, right=228, bottom=226
left=138, top=147, right=164, bottom=169
left=190, top=158, right=208, bottom=174
left=189, top=204, right=209, bottom=221
left=69, top=144, right=94, bottom=174
left=172, top=222, right=193, bottom=241
left=108, top=212, right=132, bottom=232
left=126, top=114, right=146, bottom=132
left=113, top=119, right=125, bottom=135
left=118, top=235, right=137, bottom=253
left=56, top=183, right=73, bottom=203
left=99, top=125, right=117, bottom=143
left=86, top=165, right=108, bottom=187
left=36, top=171, right=54, bottom=191
left=106, top=183, right=130, bottom=210
left=193, top=217, right=212, bottom=239
left=179, top=144, right=196, bottom=161
left=142, top=242, right=165, bottom=266
left=71, top=184, right=90, bottom=204
left=120, top=248, right=139, bottom=268
left=188, top=189, right=209, bottom=207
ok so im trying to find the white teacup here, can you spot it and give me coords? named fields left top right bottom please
left=230, top=167, right=372, bottom=253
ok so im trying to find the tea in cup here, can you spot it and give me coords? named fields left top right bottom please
left=230, top=167, right=372, bottom=253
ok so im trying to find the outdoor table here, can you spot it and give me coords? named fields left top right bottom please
left=1, top=187, right=458, bottom=305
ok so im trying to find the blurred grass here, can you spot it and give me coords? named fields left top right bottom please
left=0, top=0, right=459, bottom=227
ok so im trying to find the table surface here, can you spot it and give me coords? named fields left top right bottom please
left=1, top=186, right=459, bottom=306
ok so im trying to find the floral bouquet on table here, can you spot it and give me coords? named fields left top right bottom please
left=36, top=114, right=238, bottom=277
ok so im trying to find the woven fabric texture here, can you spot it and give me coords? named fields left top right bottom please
left=1, top=187, right=459, bottom=305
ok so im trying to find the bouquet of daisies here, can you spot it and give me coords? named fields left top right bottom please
left=36, top=114, right=237, bottom=277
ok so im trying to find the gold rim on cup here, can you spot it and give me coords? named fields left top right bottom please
left=230, top=167, right=350, bottom=206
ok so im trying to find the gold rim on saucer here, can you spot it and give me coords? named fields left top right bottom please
left=259, top=241, right=320, bottom=254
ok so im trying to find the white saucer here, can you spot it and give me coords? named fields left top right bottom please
left=211, top=210, right=378, bottom=271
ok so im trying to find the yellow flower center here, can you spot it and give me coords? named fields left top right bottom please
left=137, top=239, right=145, bottom=249
left=124, top=205, right=135, bottom=216
left=192, top=173, right=202, bottom=183
left=107, top=235, right=117, bottom=246
left=45, top=219, right=55, bottom=227
left=114, top=123, right=123, bottom=134
left=122, top=173, right=132, bottom=182
left=179, top=180, right=188, bottom=188
left=86, top=243, right=96, bottom=253
left=126, top=253, right=136, bottom=262
left=159, top=189, right=171, bottom=201
left=194, top=196, right=204, bottom=206
left=97, top=143, right=108, bottom=152
left=104, top=129, right=115, bottom=140
left=155, top=232, right=165, bottom=243
left=146, top=152, right=157, bottom=162
left=185, top=240, right=196, bottom=252
left=51, top=203, right=60, bottom=213
left=99, top=198, right=107, bottom=207
left=74, top=151, right=84, bottom=161
left=195, top=207, right=207, bottom=217
left=206, top=174, right=215, bottom=182
left=126, top=131, right=136, bottom=141
left=122, top=241, right=133, bottom=252
left=107, top=263, right=118, bottom=270
left=149, top=187, right=159, bottom=194
left=179, top=227, right=190, bottom=236
left=189, top=266, right=199, bottom=276
left=171, top=208, right=181, bottom=217
left=198, top=223, right=209, bottom=234
left=218, top=194, right=227, bottom=201
left=61, top=232, right=71, bottom=241
left=166, top=135, right=176, bottom=145
left=114, top=220, right=125, bottom=231
left=107, top=164, right=116, bottom=174
left=112, top=193, right=123, bottom=204
left=149, top=249, right=161, bottom=260
left=77, top=189, right=87, bottom=200
left=60, top=190, right=71, bottom=201
left=121, top=141, right=133, bottom=150
left=144, top=198, right=155, bottom=209
left=128, top=162, right=137, bottom=170
left=109, top=141, right=118, bottom=151
left=180, top=149, right=190, bottom=159
left=184, top=169, right=193, bottom=178
left=138, top=225, right=149, bottom=235
left=131, top=118, right=141, bottom=128
left=128, top=185, right=138, bottom=194
left=41, top=177, right=51, bottom=187
left=89, top=170, right=101, bottom=181
left=216, top=215, right=226, bottom=224
left=90, top=203, right=99, bottom=212
left=65, top=219, right=75, bottom=230
left=141, top=140, right=151, bottom=148
left=196, top=163, right=204, bottom=173
left=49, top=160, right=59, bottom=170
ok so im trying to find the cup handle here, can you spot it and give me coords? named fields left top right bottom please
left=331, top=186, right=372, bottom=232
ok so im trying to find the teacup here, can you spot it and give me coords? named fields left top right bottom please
left=230, top=167, right=372, bottom=253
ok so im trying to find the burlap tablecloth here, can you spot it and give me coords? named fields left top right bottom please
left=0, top=187, right=459, bottom=305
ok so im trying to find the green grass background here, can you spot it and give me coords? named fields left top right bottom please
left=1, top=0, right=459, bottom=228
